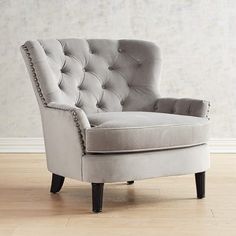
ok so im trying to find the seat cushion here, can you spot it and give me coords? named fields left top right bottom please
left=85, top=112, right=210, bottom=153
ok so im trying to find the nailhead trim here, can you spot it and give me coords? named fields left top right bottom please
left=22, top=44, right=86, bottom=153
left=70, top=109, right=86, bottom=155
left=22, top=44, right=47, bottom=106
left=206, top=101, right=211, bottom=120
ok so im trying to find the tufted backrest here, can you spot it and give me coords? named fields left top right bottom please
left=21, top=39, right=161, bottom=113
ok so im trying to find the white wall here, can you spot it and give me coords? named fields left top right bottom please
left=0, top=0, right=235, bottom=138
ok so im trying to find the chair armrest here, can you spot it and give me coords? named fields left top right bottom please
left=46, top=102, right=91, bottom=153
left=40, top=102, right=91, bottom=180
left=154, top=98, right=210, bottom=118
left=47, top=102, right=90, bottom=128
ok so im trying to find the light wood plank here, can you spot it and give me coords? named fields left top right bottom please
left=0, top=153, right=235, bottom=236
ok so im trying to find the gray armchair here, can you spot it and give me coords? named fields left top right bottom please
left=21, top=39, right=210, bottom=213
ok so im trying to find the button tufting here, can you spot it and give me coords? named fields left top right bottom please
left=75, top=103, right=82, bottom=108
left=118, top=48, right=123, bottom=53
left=108, top=66, right=113, bottom=70
left=102, top=84, right=106, bottom=89
left=120, top=100, right=125, bottom=106
left=137, top=62, right=142, bottom=67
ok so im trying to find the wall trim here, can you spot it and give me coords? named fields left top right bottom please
left=0, top=138, right=45, bottom=153
left=0, top=138, right=235, bottom=154
left=208, top=138, right=236, bottom=153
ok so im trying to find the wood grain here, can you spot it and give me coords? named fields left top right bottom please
left=0, top=153, right=235, bottom=236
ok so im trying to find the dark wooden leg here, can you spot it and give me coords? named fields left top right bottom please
left=195, top=172, right=205, bottom=199
left=127, top=181, right=134, bottom=185
left=92, top=183, right=104, bottom=213
left=50, top=173, right=65, bottom=193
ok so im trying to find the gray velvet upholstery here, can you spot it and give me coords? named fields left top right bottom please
left=155, top=98, right=210, bottom=118
left=22, top=39, right=161, bottom=113
left=83, top=144, right=209, bottom=183
left=86, top=112, right=209, bottom=153
left=20, top=38, right=210, bottom=183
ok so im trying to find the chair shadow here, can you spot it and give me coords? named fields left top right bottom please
left=0, top=181, right=197, bottom=219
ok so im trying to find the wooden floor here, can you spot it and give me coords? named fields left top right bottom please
left=0, top=153, right=235, bottom=236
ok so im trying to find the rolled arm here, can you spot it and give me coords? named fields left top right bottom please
left=40, top=102, right=91, bottom=180
left=46, top=102, right=91, bottom=153
left=154, top=98, right=210, bottom=118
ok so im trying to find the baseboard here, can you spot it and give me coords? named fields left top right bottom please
left=0, top=138, right=45, bottom=153
left=208, top=138, right=236, bottom=153
left=0, top=138, right=235, bottom=153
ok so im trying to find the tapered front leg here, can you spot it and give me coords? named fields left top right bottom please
left=50, top=173, right=65, bottom=193
left=195, top=172, right=205, bottom=199
left=92, top=183, right=104, bottom=213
